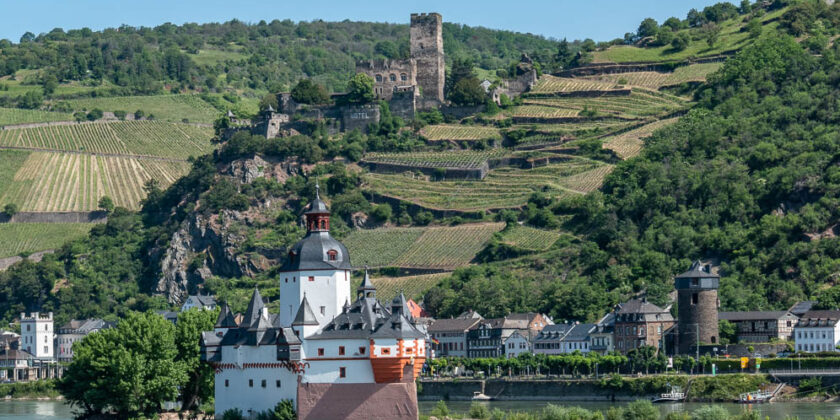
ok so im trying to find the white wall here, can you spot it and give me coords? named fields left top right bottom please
left=215, top=345, right=298, bottom=416
left=21, top=313, right=53, bottom=360
left=795, top=324, right=840, bottom=353
left=278, top=269, right=351, bottom=328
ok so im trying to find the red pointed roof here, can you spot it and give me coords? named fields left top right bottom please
left=406, top=299, right=428, bottom=318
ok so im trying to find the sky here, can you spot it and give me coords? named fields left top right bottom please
left=0, top=0, right=730, bottom=43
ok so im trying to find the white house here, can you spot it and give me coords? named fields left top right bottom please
left=181, top=295, right=217, bottom=312
left=558, top=323, right=596, bottom=354
left=200, top=186, right=426, bottom=420
left=533, top=324, right=574, bottom=355
left=56, top=319, right=113, bottom=362
left=20, top=312, right=53, bottom=361
left=794, top=310, right=840, bottom=353
left=503, top=331, right=530, bottom=358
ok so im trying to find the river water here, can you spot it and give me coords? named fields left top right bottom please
left=1, top=400, right=839, bottom=419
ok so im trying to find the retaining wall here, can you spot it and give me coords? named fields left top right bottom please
left=419, top=379, right=652, bottom=401
left=0, top=211, right=107, bottom=223
left=524, top=89, right=632, bottom=99
left=557, top=53, right=734, bottom=78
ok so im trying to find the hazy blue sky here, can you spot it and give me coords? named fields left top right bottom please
left=0, top=0, right=730, bottom=43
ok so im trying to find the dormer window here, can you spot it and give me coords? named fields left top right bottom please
left=327, top=250, right=338, bottom=261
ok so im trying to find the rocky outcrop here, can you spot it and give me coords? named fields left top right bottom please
left=156, top=155, right=301, bottom=304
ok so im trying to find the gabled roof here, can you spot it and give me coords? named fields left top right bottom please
left=789, top=301, right=816, bottom=316
left=798, top=310, right=840, bottom=326
left=189, top=294, right=217, bottom=307
left=406, top=299, right=428, bottom=319
left=457, top=310, right=483, bottom=319
left=617, top=298, right=669, bottom=315
left=534, top=324, right=575, bottom=341
left=560, top=323, right=596, bottom=342
left=293, top=296, right=319, bottom=326
left=428, top=317, right=482, bottom=333
left=675, top=261, right=718, bottom=279
left=718, top=311, right=794, bottom=321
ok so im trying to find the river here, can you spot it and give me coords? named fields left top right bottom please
left=2, top=400, right=839, bottom=419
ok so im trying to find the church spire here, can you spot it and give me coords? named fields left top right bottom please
left=357, top=266, right=376, bottom=299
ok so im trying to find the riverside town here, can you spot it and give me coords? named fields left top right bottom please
left=5, top=0, right=840, bottom=419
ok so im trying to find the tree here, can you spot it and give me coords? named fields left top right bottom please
left=662, top=17, right=685, bottom=31
left=672, top=32, right=691, bottom=51
left=740, top=0, right=753, bottom=14
left=449, top=77, right=486, bottom=106
left=637, top=18, right=660, bottom=38
left=446, top=58, right=475, bottom=96
left=19, top=32, right=35, bottom=43
left=370, top=203, right=392, bottom=222
left=259, top=93, right=279, bottom=111
left=747, top=18, right=763, bottom=38
left=176, top=307, right=219, bottom=410
left=86, top=108, right=104, bottom=121
left=42, top=74, right=58, bottom=96
left=718, top=319, right=737, bottom=344
left=655, top=29, right=675, bottom=47
left=346, top=73, right=374, bottom=104
left=18, top=91, right=43, bottom=109
left=816, top=286, right=840, bottom=310
left=291, top=79, right=330, bottom=104
left=97, top=196, right=114, bottom=213
left=3, top=203, right=18, bottom=218
left=702, top=23, right=721, bottom=47
left=623, top=400, right=658, bottom=420
left=557, top=38, right=573, bottom=68
left=58, top=311, right=187, bottom=418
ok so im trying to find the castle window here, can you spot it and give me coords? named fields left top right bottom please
left=320, top=306, right=325, bottom=315
left=359, top=346, right=366, bottom=354
left=327, top=250, right=338, bottom=261
left=382, top=348, right=391, bottom=355
left=389, top=73, right=397, bottom=82
left=692, top=293, right=698, bottom=305
left=339, top=346, right=345, bottom=355
left=401, top=73, right=407, bottom=81
left=261, top=379, right=266, bottom=388
left=339, top=367, right=346, bottom=378
left=225, top=380, right=229, bottom=387
left=249, top=379, right=253, bottom=387
left=276, top=380, right=281, bottom=388
left=318, top=348, right=325, bottom=356
left=375, top=74, right=383, bottom=83
left=309, top=276, right=315, bottom=282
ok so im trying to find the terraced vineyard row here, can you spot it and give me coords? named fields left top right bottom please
left=556, top=164, right=615, bottom=193
left=363, top=149, right=509, bottom=169
left=64, top=94, right=219, bottom=124
left=0, top=108, right=73, bottom=126
left=421, top=124, right=501, bottom=141
left=530, top=75, right=623, bottom=94
left=523, top=91, right=686, bottom=119
left=0, top=121, right=214, bottom=159
left=351, top=272, right=449, bottom=302
left=0, top=223, right=94, bottom=258
left=581, top=63, right=723, bottom=89
left=512, top=105, right=580, bottom=119
left=343, top=223, right=503, bottom=269
left=0, top=152, right=190, bottom=211
left=603, top=118, right=680, bottom=159
left=364, top=159, right=604, bottom=211
left=500, top=225, right=563, bottom=251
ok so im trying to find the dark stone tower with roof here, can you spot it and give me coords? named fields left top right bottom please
left=675, top=261, right=720, bottom=355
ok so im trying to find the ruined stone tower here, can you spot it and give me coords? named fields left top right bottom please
left=675, top=261, right=720, bottom=355
left=410, top=13, right=445, bottom=103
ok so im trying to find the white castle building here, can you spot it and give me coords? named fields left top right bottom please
left=201, top=185, right=426, bottom=420
left=20, top=312, right=54, bottom=360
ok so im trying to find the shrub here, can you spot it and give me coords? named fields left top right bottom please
left=672, top=32, right=691, bottom=51
left=3, top=203, right=18, bottom=217
left=370, top=204, right=392, bottom=222
left=623, top=400, right=658, bottom=420
left=113, top=110, right=127, bottom=120
left=432, top=400, right=449, bottom=417
left=690, top=405, right=730, bottom=420
left=221, top=409, right=245, bottom=420
left=86, top=108, right=103, bottom=121
left=469, top=401, right=491, bottom=419
left=134, top=109, right=145, bottom=119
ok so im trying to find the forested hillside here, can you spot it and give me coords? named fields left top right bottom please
left=7, top=1, right=840, bottom=327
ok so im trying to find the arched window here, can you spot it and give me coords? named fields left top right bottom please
left=389, top=74, right=397, bottom=82
left=375, top=74, right=383, bottom=83
left=288, top=251, right=296, bottom=262
left=401, top=73, right=407, bottom=81
left=327, top=250, right=338, bottom=261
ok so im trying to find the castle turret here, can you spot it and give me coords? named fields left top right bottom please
left=410, top=13, right=444, bottom=102
left=20, top=311, right=54, bottom=360
left=278, top=184, right=352, bottom=327
left=675, top=261, right=720, bottom=355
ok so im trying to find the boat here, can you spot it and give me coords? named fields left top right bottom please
left=738, top=390, right=773, bottom=404
left=472, top=391, right=493, bottom=401
left=652, top=386, right=686, bottom=403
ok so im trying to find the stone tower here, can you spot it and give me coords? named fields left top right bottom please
left=410, top=13, right=445, bottom=103
left=675, top=261, right=719, bottom=355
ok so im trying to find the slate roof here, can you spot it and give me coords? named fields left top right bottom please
left=215, top=303, right=239, bottom=329
left=293, top=296, right=319, bottom=326
left=428, top=317, right=483, bottom=333
left=534, top=324, right=575, bottom=341
left=797, top=310, right=840, bottom=327
left=789, top=301, right=816, bottom=316
left=616, top=299, right=674, bottom=322
left=280, top=231, right=352, bottom=271
left=309, top=288, right=424, bottom=340
left=188, top=294, right=217, bottom=307
left=561, top=323, right=596, bottom=342
left=718, top=311, right=793, bottom=321
left=59, top=319, right=111, bottom=334
left=242, top=289, right=266, bottom=329
left=0, top=348, right=34, bottom=361
left=305, top=184, right=329, bottom=214
left=675, top=261, right=718, bottom=279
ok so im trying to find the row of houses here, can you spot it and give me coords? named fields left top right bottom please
left=0, top=294, right=218, bottom=381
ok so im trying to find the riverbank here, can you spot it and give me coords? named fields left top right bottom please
left=419, top=374, right=776, bottom=402
left=0, top=381, right=60, bottom=400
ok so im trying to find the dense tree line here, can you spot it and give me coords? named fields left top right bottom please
left=0, top=18, right=557, bottom=103
left=426, top=32, right=840, bottom=321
